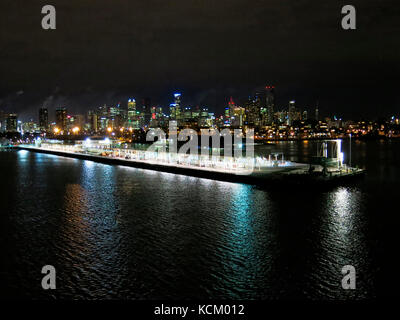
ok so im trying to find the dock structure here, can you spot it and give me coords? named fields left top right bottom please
left=14, top=140, right=365, bottom=188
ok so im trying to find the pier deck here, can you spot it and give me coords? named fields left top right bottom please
left=14, top=145, right=365, bottom=188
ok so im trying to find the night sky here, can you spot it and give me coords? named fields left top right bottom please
left=0, top=0, right=399, bottom=121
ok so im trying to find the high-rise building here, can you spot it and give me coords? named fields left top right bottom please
left=315, top=102, right=319, bottom=121
left=288, top=100, right=296, bottom=125
left=127, top=99, right=136, bottom=121
left=55, top=108, right=67, bottom=132
left=87, top=110, right=98, bottom=132
left=183, top=107, right=192, bottom=123
left=244, top=96, right=261, bottom=127
left=6, top=113, right=18, bottom=132
left=254, top=90, right=266, bottom=126
left=23, top=120, right=37, bottom=133
left=67, top=114, right=85, bottom=131
left=223, top=97, right=235, bottom=126
left=191, top=106, right=200, bottom=120
left=232, top=106, right=245, bottom=128
left=0, top=110, right=6, bottom=132
left=39, top=107, right=49, bottom=131
left=169, top=103, right=177, bottom=120
left=174, top=93, right=182, bottom=125
left=126, top=98, right=140, bottom=129
left=266, top=86, right=275, bottom=125
left=198, top=107, right=209, bottom=127
left=170, top=93, right=182, bottom=125
left=96, top=105, right=108, bottom=131
left=141, top=97, right=151, bottom=127
left=228, top=97, right=235, bottom=117
left=108, top=103, right=123, bottom=129
left=174, top=93, right=181, bottom=111
left=149, top=106, right=164, bottom=128
left=275, top=111, right=287, bottom=123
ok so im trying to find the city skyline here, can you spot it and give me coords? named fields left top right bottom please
left=0, top=83, right=398, bottom=123
left=1, top=89, right=400, bottom=142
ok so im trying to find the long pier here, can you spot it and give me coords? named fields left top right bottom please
left=14, top=145, right=365, bottom=188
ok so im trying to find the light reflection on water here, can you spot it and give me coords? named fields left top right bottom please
left=303, top=187, right=374, bottom=299
left=0, top=141, right=397, bottom=299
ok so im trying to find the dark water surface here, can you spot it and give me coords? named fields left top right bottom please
left=0, top=140, right=398, bottom=300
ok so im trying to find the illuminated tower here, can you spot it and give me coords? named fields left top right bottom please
left=127, top=98, right=136, bottom=125
left=6, top=113, right=18, bottom=132
left=174, top=93, right=182, bottom=125
left=223, top=96, right=235, bottom=125
left=288, top=100, right=296, bottom=125
left=265, top=86, right=275, bottom=125
left=39, top=107, right=49, bottom=131
left=244, top=96, right=260, bottom=127
left=169, top=93, right=182, bottom=125
left=174, top=93, right=181, bottom=110
left=228, top=97, right=235, bottom=116
left=55, top=108, right=67, bottom=132
left=169, top=103, right=177, bottom=120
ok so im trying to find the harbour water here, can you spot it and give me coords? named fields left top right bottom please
left=0, top=140, right=397, bottom=300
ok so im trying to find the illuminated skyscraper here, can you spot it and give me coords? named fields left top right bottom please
left=224, top=97, right=236, bottom=126
left=266, top=86, right=275, bottom=125
left=127, top=98, right=137, bottom=128
left=174, top=93, right=182, bottom=125
left=6, top=113, right=18, bottom=132
left=0, top=110, right=5, bottom=132
left=244, top=96, right=261, bottom=127
left=39, top=107, right=49, bottom=131
left=174, top=93, right=181, bottom=110
left=288, top=100, right=296, bottom=125
left=170, top=93, right=182, bottom=125
left=55, top=108, right=67, bottom=132
left=183, top=107, right=192, bottom=123
left=228, top=97, right=235, bottom=116
left=198, top=107, right=210, bottom=127
left=87, top=110, right=98, bottom=132
left=232, top=106, right=245, bottom=128
left=170, top=103, right=177, bottom=120
left=149, top=106, right=164, bottom=127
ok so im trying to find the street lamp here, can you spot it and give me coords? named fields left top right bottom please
left=349, top=133, right=352, bottom=168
